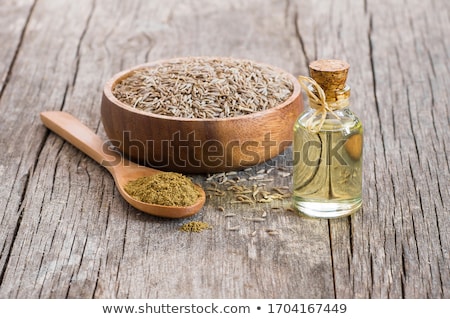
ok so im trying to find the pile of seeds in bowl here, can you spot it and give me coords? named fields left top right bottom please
left=112, top=57, right=294, bottom=118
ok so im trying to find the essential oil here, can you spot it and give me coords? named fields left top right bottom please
left=293, top=60, right=363, bottom=218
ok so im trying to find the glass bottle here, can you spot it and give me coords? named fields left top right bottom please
left=293, top=60, right=363, bottom=218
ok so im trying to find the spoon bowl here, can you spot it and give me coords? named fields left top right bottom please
left=40, top=111, right=205, bottom=218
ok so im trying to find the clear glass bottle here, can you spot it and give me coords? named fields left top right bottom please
left=293, top=60, right=363, bottom=218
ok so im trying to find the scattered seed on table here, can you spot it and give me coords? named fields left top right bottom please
left=278, top=172, right=291, bottom=177
left=209, top=181, right=218, bottom=188
left=231, top=200, right=253, bottom=204
left=243, top=217, right=266, bottom=222
left=249, top=174, right=267, bottom=180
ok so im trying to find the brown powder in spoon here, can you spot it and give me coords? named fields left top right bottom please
left=124, top=172, right=200, bottom=207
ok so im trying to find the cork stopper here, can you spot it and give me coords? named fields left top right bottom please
left=309, top=59, right=350, bottom=101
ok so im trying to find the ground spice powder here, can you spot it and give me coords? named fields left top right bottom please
left=180, top=221, right=211, bottom=232
left=124, top=172, right=200, bottom=207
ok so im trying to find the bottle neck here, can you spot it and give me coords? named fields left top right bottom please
left=307, top=84, right=350, bottom=112
left=298, top=76, right=352, bottom=132
left=309, top=83, right=351, bottom=106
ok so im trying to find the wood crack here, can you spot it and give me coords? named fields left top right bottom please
left=49, top=142, right=65, bottom=201
left=433, top=208, right=446, bottom=297
left=0, top=173, right=28, bottom=288
left=283, top=0, right=291, bottom=28
left=0, top=0, right=38, bottom=101
left=367, top=14, right=387, bottom=163
left=0, top=155, right=31, bottom=287
left=293, top=7, right=310, bottom=67
left=401, top=250, right=406, bottom=298
left=327, top=221, right=337, bottom=298
left=406, top=88, right=421, bottom=164
left=59, top=83, right=70, bottom=112
left=71, top=0, right=96, bottom=87
left=92, top=259, right=102, bottom=298
left=38, top=221, right=61, bottom=298
left=142, top=32, right=155, bottom=63
left=368, top=253, right=373, bottom=298
left=68, top=235, right=89, bottom=298
left=348, top=216, right=353, bottom=257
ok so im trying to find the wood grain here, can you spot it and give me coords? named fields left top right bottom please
left=0, top=0, right=448, bottom=298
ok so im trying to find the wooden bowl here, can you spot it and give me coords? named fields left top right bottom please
left=101, top=57, right=303, bottom=173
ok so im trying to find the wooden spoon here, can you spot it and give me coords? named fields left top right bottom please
left=40, top=111, right=206, bottom=218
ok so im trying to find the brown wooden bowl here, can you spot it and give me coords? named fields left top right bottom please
left=101, top=57, right=303, bottom=173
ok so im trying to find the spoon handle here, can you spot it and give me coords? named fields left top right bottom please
left=40, top=111, right=121, bottom=168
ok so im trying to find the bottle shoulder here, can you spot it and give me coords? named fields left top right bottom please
left=296, top=107, right=362, bottom=132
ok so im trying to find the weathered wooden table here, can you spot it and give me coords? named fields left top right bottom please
left=1, top=0, right=448, bottom=298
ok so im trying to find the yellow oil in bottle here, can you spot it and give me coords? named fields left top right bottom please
left=293, top=59, right=363, bottom=218
left=293, top=111, right=363, bottom=218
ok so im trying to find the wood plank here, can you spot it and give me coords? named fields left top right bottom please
left=364, top=0, right=449, bottom=298
left=0, top=0, right=448, bottom=298
left=0, top=0, right=48, bottom=286
left=0, top=0, right=101, bottom=297
left=0, top=0, right=334, bottom=298
left=289, top=0, right=449, bottom=298
left=0, top=0, right=35, bottom=92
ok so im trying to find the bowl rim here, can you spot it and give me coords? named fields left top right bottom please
left=103, top=56, right=301, bottom=122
